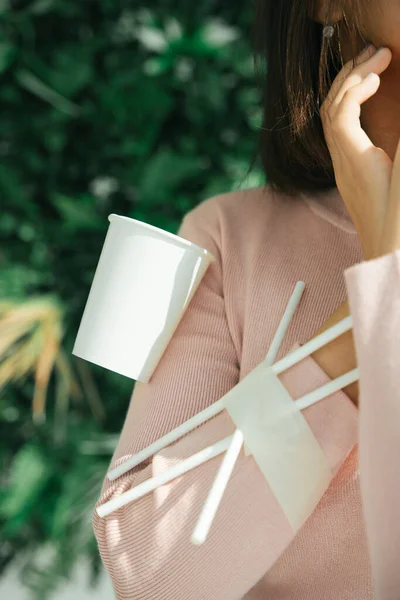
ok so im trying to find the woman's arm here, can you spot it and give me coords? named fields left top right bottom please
left=316, top=39, right=400, bottom=598
left=92, top=198, right=359, bottom=600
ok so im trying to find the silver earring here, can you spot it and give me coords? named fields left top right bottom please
left=323, top=24, right=335, bottom=39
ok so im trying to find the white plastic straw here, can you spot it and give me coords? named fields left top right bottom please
left=192, top=282, right=306, bottom=545
left=272, top=315, right=353, bottom=375
left=97, top=435, right=233, bottom=517
left=264, top=281, right=306, bottom=364
left=295, top=368, right=359, bottom=410
left=191, top=429, right=244, bottom=545
left=107, top=397, right=226, bottom=480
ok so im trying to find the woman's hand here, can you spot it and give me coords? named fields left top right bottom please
left=320, top=44, right=400, bottom=260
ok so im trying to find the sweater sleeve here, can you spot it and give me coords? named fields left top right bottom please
left=92, top=201, right=359, bottom=600
left=344, top=248, right=400, bottom=600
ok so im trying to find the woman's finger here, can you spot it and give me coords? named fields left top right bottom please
left=333, top=48, right=391, bottom=112
left=330, top=73, right=381, bottom=154
left=321, top=47, right=392, bottom=120
left=320, top=45, right=375, bottom=116
left=322, top=73, right=380, bottom=160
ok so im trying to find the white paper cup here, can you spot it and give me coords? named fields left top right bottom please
left=72, top=214, right=215, bottom=382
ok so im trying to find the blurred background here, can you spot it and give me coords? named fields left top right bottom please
left=0, top=0, right=264, bottom=598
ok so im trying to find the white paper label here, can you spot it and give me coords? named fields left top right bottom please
left=224, top=363, right=333, bottom=531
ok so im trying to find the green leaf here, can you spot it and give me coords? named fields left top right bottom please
left=15, top=69, right=81, bottom=116
left=0, top=164, right=31, bottom=210
left=0, top=42, right=16, bottom=74
left=0, top=264, right=45, bottom=298
left=0, top=445, right=50, bottom=521
left=29, top=0, right=57, bottom=15
left=51, top=460, right=102, bottom=539
left=0, top=0, right=10, bottom=15
left=53, top=195, right=104, bottom=232
left=139, top=149, right=205, bottom=205
left=48, top=49, right=93, bottom=96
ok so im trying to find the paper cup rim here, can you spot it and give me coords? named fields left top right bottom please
left=108, top=214, right=215, bottom=261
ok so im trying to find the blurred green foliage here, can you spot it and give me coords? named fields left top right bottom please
left=0, top=0, right=264, bottom=597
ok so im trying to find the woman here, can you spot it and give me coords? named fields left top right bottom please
left=93, top=1, right=400, bottom=598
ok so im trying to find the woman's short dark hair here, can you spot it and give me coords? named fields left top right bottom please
left=252, top=0, right=368, bottom=198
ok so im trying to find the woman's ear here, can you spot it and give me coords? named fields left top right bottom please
left=309, top=0, right=343, bottom=25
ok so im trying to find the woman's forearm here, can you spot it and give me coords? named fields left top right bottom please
left=310, top=299, right=359, bottom=406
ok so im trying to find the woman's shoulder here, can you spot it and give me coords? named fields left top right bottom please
left=185, top=184, right=277, bottom=225
left=180, top=184, right=308, bottom=256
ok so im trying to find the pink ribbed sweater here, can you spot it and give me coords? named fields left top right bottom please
left=93, top=185, right=400, bottom=600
